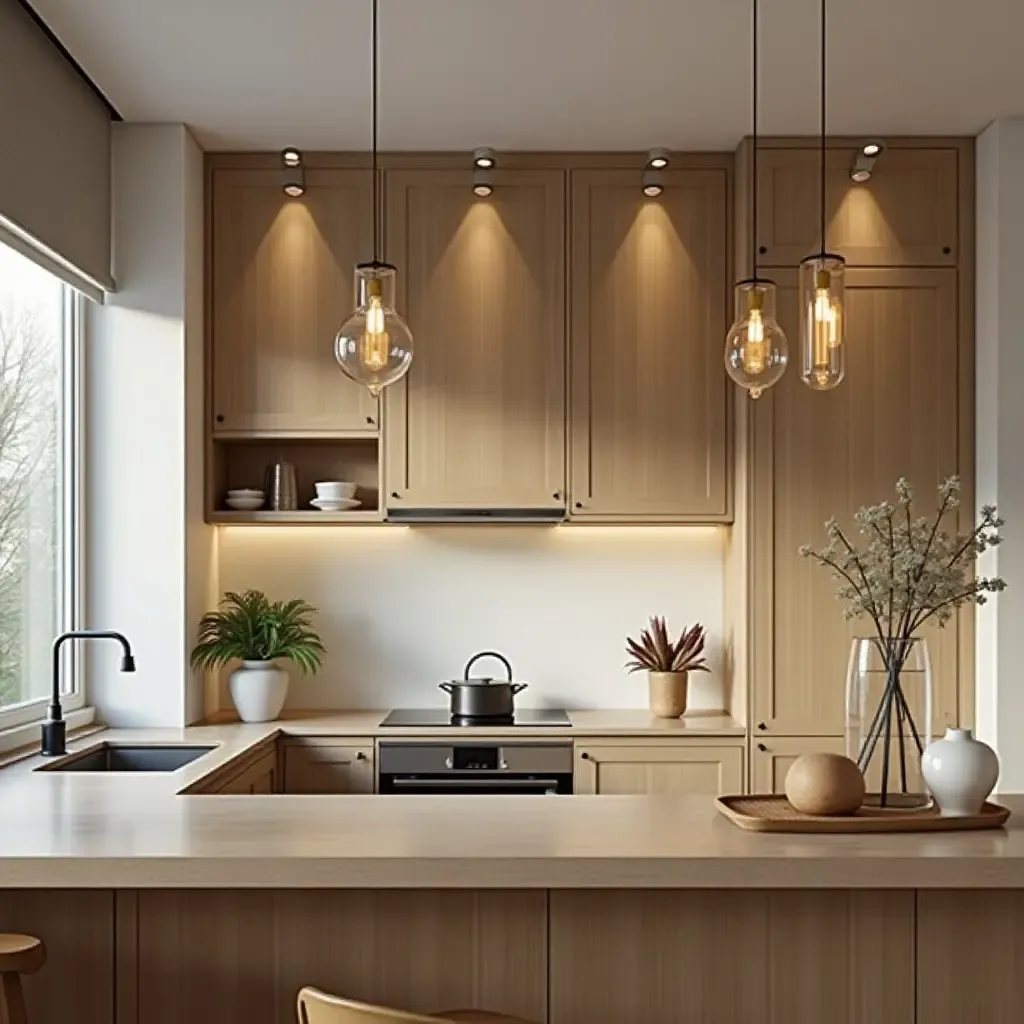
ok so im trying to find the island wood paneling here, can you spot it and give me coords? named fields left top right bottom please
left=751, top=268, right=963, bottom=737
left=135, top=889, right=547, bottom=1024
left=549, top=889, right=915, bottom=1024
left=916, top=890, right=1024, bottom=1024
left=209, top=167, right=378, bottom=434
left=569, top=168, right=731, bottom=521
left=0, top=890, right=114, bottom=1024
left=383, top=168, right=566, bottom=510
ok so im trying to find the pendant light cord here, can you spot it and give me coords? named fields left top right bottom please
left=751, top=0, right=758, bottom=280
left=819, top=0, right=826, bottom=254
left=371, top=0, right=380, bottom=263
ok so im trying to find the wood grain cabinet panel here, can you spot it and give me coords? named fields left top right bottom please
left=0, top=890, right=114, bottom=1024
left=752, top=268, right=962, bottom=737
left=570, top=169, right=730, bottom=521
left=574, top=741, right=743, bottom=795
left=136, top=889, right=546, bottom=1024
left=917, top=891, right=1024, bottom=1024
left=210, top=167, right=378, bottom=434
left=383, top=168, right=566, bottom=509
left=282, top=740, right=374, bottom=793
left=756, top=146, right=959, bottom=267
left=549, top=889, right=914, bottom=1024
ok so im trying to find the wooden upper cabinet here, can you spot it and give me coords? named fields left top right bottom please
left=383, top=168, right=566, bottom=508
left=756, top=146, right=959, bottom=267
left=570, top=168, right=730, bottom=521
left=210, top=167, right=378, bottom=434
left=752, top=268, right=962, bottom=736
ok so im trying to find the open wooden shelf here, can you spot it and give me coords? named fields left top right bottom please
left=210, top=509, right=384, bottom=526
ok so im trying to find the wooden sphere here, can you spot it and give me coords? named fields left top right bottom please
left=784, top=753, right=865, bottom=816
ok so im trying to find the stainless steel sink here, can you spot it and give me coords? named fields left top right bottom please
left=40, top=743, right=215, bottom=773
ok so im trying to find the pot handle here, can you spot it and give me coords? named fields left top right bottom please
left=439, top=682, right=455, bottom=693
left=464, top=650, right=513, bottom=681
left=510, top=683, right=528, bottom=695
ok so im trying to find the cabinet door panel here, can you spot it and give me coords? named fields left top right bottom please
left=283, top=742, right=374, bottom=793
left=384, top=169, right=565, bottom=508
left=753, top=269, right=961, bottom=736
left=570, top=169, right=729, bottom=520
left=211, top=168, right=378, bottom=433
left=757, top=146, right=959, bottom=267
left=575, top=743, right=743, bottom=795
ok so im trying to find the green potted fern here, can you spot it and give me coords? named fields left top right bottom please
left=191, top=590, right=326, bottom=723
left=625, top=617, right=709, bottom=718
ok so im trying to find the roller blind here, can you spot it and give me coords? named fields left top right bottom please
left=0, top=0, right=113, bottom=296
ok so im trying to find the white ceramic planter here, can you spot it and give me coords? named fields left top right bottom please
left=229, top=661, right=289, bottom=723
left=921, top=727, right=999, bottom=816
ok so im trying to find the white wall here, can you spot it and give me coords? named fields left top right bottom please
left=86, top=124, right=210, bottom=726
left=975, top=118, right=1024, bottom=791
left=217, top=526, right=725, bottom=711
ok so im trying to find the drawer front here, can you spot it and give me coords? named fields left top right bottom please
left=575, top=743, right=744, bottom=795
left=283, top=743, right=375, bottom=794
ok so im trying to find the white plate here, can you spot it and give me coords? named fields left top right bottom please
left=225, top=497, right=265, bottom=511
left=310, top=498, right=361, bottom=511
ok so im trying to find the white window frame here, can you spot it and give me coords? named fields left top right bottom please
left=0, top=286, right=84, bottom=732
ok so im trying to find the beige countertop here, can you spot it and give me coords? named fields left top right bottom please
left=201, top=708, right=747, bottom=737
left=0, top=715, right=1021, bottom=890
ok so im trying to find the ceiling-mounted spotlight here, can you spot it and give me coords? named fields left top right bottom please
left=646, top=147, right=670, bottom=170
left=642, top=167, right=664, bottom=198
left=850, top=139, right=885, bottom=183
left=473, top=167, right=493, bottom=198
left=281, top=147, right=305, bottom=196
left=472, top=146, right=496, bottom=170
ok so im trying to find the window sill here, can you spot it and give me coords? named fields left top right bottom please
left=0, top=706, right=97, bottom=758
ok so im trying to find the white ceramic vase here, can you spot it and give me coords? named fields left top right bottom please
left=229, top=661, right=289, bottom=723
left=921, top=727, right=999, bottom=816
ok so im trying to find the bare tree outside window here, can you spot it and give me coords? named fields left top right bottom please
left=0, top=242, right=68, bottom=713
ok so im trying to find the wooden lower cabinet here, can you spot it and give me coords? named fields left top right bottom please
left=752, top=736, right=926, bottom=796
left=134, top=889, right=547, bottom=1024
left=282, top=739, right=375, bottom=793
left=549, top=889, right=915, bottom=1024
left=216, top=749, right=278, bottom=794
left=574, top=741, right=743, bottom=795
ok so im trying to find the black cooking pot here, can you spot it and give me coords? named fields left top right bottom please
left=439, top=651, right=527, bottom=718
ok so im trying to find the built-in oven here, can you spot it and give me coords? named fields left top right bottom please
left=378, top=741, right=574, bottom=794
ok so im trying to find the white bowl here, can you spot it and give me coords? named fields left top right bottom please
left=227, top=488, right=264, bottom=499
left=314, top=480, right=357, bottom=500
left=226, top=496, right=265, bottom=511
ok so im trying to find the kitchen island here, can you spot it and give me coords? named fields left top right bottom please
left=0, top=721, right=1020, bottom=1024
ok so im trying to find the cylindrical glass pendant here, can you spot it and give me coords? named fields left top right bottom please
left=724, top=278, right=789, bottom=399
left=846, top=636, right=933, bottom=809
left=799, top=253, right=845, bottom=390
left=334, top=262, right=414, bottom=397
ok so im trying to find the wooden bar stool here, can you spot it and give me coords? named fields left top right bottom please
left=297, top=987, right=538, bottom=1024
left=0, top=935, right=45, bottom=1024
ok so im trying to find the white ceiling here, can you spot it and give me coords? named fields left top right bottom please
left=30, top=0, right=1024, bottom=152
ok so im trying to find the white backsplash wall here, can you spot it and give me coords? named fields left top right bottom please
left=216, top=526, right=726, bottom=711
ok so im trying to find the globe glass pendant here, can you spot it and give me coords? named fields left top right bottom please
left=334, top=263, right=413, bottom=398
left=798, top=253, right=845, bottom=390
left=724, top=279, right=788, bottom=399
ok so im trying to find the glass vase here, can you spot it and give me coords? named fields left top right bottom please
left=845, top=637, right=933, bottom=809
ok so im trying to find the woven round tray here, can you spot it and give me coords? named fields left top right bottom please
left=716, top=795, right=1011, bottom=833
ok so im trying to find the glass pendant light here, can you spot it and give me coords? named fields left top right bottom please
left=335, top=0, right=413, bottom=397
left=799, top=0, right=845, bottom=391
left=725, top=0, right=788, bottom=400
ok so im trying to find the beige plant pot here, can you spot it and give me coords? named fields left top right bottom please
left=648, top=671, right=688, bottom=718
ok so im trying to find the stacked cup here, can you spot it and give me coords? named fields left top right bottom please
left=311, top=481, right=359, bottom=512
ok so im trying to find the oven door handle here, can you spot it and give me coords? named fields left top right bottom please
left=389, top=777, right=562, bottom=790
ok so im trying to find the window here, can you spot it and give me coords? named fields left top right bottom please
left=0, top=240, right=80, bottom=726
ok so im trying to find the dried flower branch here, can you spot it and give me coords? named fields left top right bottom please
left=625, top=618, right=710, bottom=674
left=799, top=476, right=1005, bottom=642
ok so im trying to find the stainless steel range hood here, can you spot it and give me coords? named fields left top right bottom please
left=386, top=506, right=566, bottom=524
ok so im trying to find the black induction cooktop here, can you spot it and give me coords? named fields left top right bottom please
left=379, top=708, right=571, bottom=728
